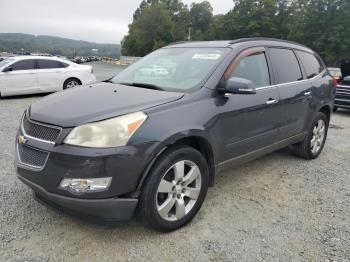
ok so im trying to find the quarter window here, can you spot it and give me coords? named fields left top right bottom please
left=230, top=53, right=270, bottom=88
left=296, top=51, right=324, bottom=79
left=269, top=48, right=303, bottom=84
left=11, top=60, right=36, bottom=71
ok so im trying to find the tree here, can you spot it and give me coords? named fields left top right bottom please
left=122, top=4, right=175, bottom=56
left=122, top=0, right=350, bottom=64
left=189, top=1, right=214, bottom=40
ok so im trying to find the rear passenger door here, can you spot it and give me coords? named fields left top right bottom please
left=218, top=47, right=281, bottom=161
left=267, top=48, right=312, bottom=139
left=37, top=59, right=67, bottom=92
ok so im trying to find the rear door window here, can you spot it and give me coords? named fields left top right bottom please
left=37, top=59, right=64, bottom=69
left=230, top=53, right=270, bottom=88
left=11, top=59, right=36, bottom=71
left=296, top=51, right=324, bottom=79
left=269, top=48, right=303, bottom=84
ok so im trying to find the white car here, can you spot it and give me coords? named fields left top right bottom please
left=0, top=56, right=96, bottom=97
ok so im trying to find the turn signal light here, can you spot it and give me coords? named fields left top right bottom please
left=332, top=78, right=338, bottom=87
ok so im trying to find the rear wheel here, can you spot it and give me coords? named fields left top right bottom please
left=63, top=78, right=81, bottom=90
left=292, top=112, right=328, bottom=160
left=138, top=146, right=209, bottom=231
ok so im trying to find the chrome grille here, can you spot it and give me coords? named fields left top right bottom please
left=336, top=85, right=350, bottom=96
left=17, top=144, right=49, bottom=170
left=22, top=114, right=61, bottom=143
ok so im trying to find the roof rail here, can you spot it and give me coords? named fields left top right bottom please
left=229, top=37, right=310, bottom=49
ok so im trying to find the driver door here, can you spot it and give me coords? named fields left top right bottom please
left=216, top=47, right=281, bottom=162
left=0, top=59, right=39, bottom=96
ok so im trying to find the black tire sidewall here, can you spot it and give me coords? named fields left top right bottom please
left=139, top=146, right=209, bottom=231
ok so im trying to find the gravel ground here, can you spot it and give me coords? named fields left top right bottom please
left=0, top=63, right=349, bottom=261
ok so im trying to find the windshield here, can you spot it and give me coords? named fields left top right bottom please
left=111, top=47, right=229, bottom=93
left=0, top=58, right=14, bottom=68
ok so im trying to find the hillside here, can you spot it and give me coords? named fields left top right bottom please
left=0, top=33, right=121, bottom=58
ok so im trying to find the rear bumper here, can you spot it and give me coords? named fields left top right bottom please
left=18, top=175, right=138, bottom=221
left=82, top=75, right=97, bottom=85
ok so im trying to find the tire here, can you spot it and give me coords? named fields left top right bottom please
left=138, top=145, right=209, bottom=232
left=333, top=106, right=338, bottom=112
left=63, top=78, right=81, bottom=90
left=292, top=112, right=329, bottom=160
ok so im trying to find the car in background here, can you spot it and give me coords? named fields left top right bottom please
left=334, top=60, right=350, bottom=111
left=0, top=56, right=96, bottom=97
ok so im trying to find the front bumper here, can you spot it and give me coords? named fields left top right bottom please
left=15, top=113, right=161, bottom=220
left=18, top=175, right=138, bottom=221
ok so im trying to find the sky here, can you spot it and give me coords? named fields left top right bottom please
left=0, top=0, right=234, bottom=44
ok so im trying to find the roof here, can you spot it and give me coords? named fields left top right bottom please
left=166, top=38, right=312, bottom=52
left=7, top=55, right=63, bottom=61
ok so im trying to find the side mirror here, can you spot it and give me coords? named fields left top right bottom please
left=3, top=66, right=13, bottom=72
left=220, top=77, right=256, bottom=95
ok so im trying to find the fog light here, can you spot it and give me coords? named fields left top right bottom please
left=59, top=177, right=112, bottom=194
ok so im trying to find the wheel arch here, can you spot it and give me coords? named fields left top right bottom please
left=136, top=133, right=217, bottom=196
left=318, top=104, right=331, bottom=122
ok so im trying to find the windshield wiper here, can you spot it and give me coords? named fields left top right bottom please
left=103, top=78, right=113, bottom=83
left=120, top=82, right=165, bottom=91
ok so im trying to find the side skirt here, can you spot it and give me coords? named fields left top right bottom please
left=217, top=133, right=305, bottom=172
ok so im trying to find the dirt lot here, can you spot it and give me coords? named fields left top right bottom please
left=0, top=63, right=349, bottom=261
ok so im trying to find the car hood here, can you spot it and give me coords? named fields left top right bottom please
left=29, top=82, right=184, bottom=127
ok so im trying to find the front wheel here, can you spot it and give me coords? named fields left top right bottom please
left=138, top=146, right=209, bottom=231
left=292, top=112, right=329, bottom=160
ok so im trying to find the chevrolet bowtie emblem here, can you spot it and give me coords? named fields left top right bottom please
left=18, top=135, right=28, bottom=145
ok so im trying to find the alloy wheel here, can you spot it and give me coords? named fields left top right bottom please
left=156, top=160, right=202, bottom=222
left=310, top=119, right=326, bottom=154
left=66, top=80, right=79, bottom=89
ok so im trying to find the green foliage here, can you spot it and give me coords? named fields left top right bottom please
left=122, top=3, right=175, bottom=56
left=123, top=0, right=349, bottom=64
left=0, top=33, right=121, bottom=58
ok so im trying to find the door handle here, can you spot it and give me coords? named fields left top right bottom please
left=266, top=99, right=278, bottom=105
left=304, top=91, right=312, bottom=96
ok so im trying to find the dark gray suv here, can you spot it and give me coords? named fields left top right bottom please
left=15, top=38, right=336, bottom=231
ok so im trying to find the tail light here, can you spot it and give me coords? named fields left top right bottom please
left=332, top=78, right=338, bottom=87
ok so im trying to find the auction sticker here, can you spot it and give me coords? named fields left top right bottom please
left=192, top=54, right=221, bottom=60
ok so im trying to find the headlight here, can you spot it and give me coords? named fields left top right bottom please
left=64, top=112, right=147, bottom=148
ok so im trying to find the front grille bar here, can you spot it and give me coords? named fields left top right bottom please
left=21, top=113, right=62, bottom=144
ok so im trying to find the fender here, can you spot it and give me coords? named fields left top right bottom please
left=134, top=128, right=218, bottom=195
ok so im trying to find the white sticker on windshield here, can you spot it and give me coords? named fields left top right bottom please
left=192, top=54, right=221, bottom=60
